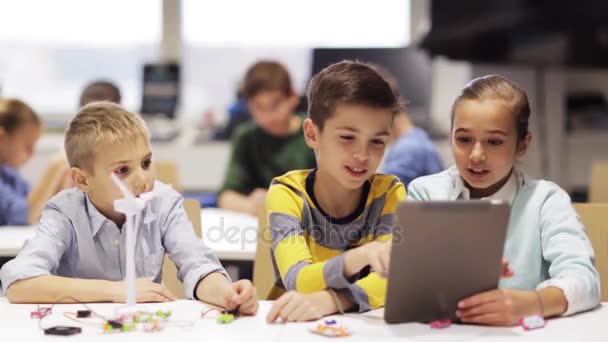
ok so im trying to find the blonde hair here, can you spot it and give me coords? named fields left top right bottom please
left=451, top=75, right=530, bottom=141
left=65, top=102, right=149, bottom=171
left=0, top=98, right=40, bottom=134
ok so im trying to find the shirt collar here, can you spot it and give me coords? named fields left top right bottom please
left=85, top=194, right=111, bottom=237
left=452, top=167, right=522, bottom=205
left=85, top=193, right=157, bottom=237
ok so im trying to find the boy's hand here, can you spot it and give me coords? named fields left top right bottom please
left=231, top=280, right=259, bottom=315
left=364, top=240, right=392, bottom=278
left=266, top=291, right=332, bottom=323
left=456, top=289, right=539, bottom=326
left=216, top=279, right=259, bottom=315
left=112, top=278, right=177, bottom=303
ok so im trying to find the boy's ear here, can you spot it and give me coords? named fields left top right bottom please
left=303, top=118, right=320, bottom=149
left=516, top=133, right=532, bottom=159
left=71, top=167, right=91, bottom=192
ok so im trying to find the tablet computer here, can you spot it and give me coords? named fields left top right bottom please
left=384, top=200, right=510, bottom=324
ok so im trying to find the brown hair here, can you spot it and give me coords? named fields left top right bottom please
left=370, top=63, right=408, bottom=114
left=65, top=101, right=149, bottom=171
left=307, top=60, right=403, bottom=130
left=0, top=98, right=40, bottom=134
left=79, top=80, right=121, bottom=107
left=452, top=75, right=530, bottom=141
left=242, top=60, right=293, bottom=100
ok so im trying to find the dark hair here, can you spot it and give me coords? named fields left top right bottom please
left=79, top=80, right=121, bottom=107
left=242, top=61, right=293, bottom=100
left=452, top=75, right=530, bottom=141
left=307, top=60, right=403, bottom=130
left=369, top=63, right=408, bottom=114
left=0, top=98, right=40, bottom=134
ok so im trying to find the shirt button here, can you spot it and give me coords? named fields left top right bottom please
left=114, top=240, right=120, bottom=246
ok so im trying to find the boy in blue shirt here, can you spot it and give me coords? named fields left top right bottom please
left=0, top=102, right=258, bottom=314
left=383, top=113, right=443, bottom=186
left=375, top=66, right=443, bottom=185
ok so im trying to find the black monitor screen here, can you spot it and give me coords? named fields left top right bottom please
left=310, top=48, right=432, bottom=125
left=141, top=63, right=180, bottom=118
left=422, top=0, right=608, bottom=67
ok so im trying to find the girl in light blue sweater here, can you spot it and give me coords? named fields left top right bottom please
left=408, top=75, right=600, bottom=326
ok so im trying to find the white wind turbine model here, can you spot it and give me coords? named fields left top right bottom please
left=111, top=173, right=155, bottom=311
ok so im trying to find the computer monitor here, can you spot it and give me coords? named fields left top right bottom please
left=310, top=47, right=432, bottom=127
left=421, top=0, right=608, bottom=67
left=140, top=63, right=180, bottom=119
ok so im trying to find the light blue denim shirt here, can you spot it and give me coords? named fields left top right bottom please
left=382, top=128, right=444, bottom=186
left=0, top=181, right=226, bottom=299
left=0, top=165, right=30, bottom=225
left=408, top=166, right=600, bottom=316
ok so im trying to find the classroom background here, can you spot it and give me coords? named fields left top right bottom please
left=1, top=0, right=608, bottom=285
left=2, top=0, right=606, bottom=203
left=0, top=0, right=607, bottom=339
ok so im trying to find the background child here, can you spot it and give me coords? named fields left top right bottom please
left=265, top=61, right=405, bottom=323
left=45, top=79, right=124, bottom=191
left=218, top=60, right=316, bottom=215
left=42, top=79, right=124, bottom=196
left=408, top=75, right=600, bottom=326
left=374, top=66, right=444, bottom=186
left=79, top=80, right=121, bottom=107
left=0, top=102, right=258, bottom=315
left=0, top=98, right=67, bottom=225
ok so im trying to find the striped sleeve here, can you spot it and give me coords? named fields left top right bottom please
left=269, top=176, right=407, bottom=312
left=345, top=179, right=406, bottom=311
left=267, top=183, right=329, bottom=293
left=376, top=178, right=406, bottom=240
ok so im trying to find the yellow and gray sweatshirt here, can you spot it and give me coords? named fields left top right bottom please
left=266, top=169, right=405, bottom=312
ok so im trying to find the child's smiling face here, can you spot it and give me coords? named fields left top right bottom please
left=304, top=103, right=393, bottom=191
left=451, top=99, right=530, bottom=198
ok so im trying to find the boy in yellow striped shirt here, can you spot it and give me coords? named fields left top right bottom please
left=265, top=61, right=406, bottom=322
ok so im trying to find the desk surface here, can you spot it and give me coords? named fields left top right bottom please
left=0, top=298, right=605, bottom=341
left=0, top=208, right=257, bottom=261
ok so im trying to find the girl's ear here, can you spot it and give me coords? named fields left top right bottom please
left=516, top=133, right=532, bottom=159
left=303, top=118, right=320, bottom=149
